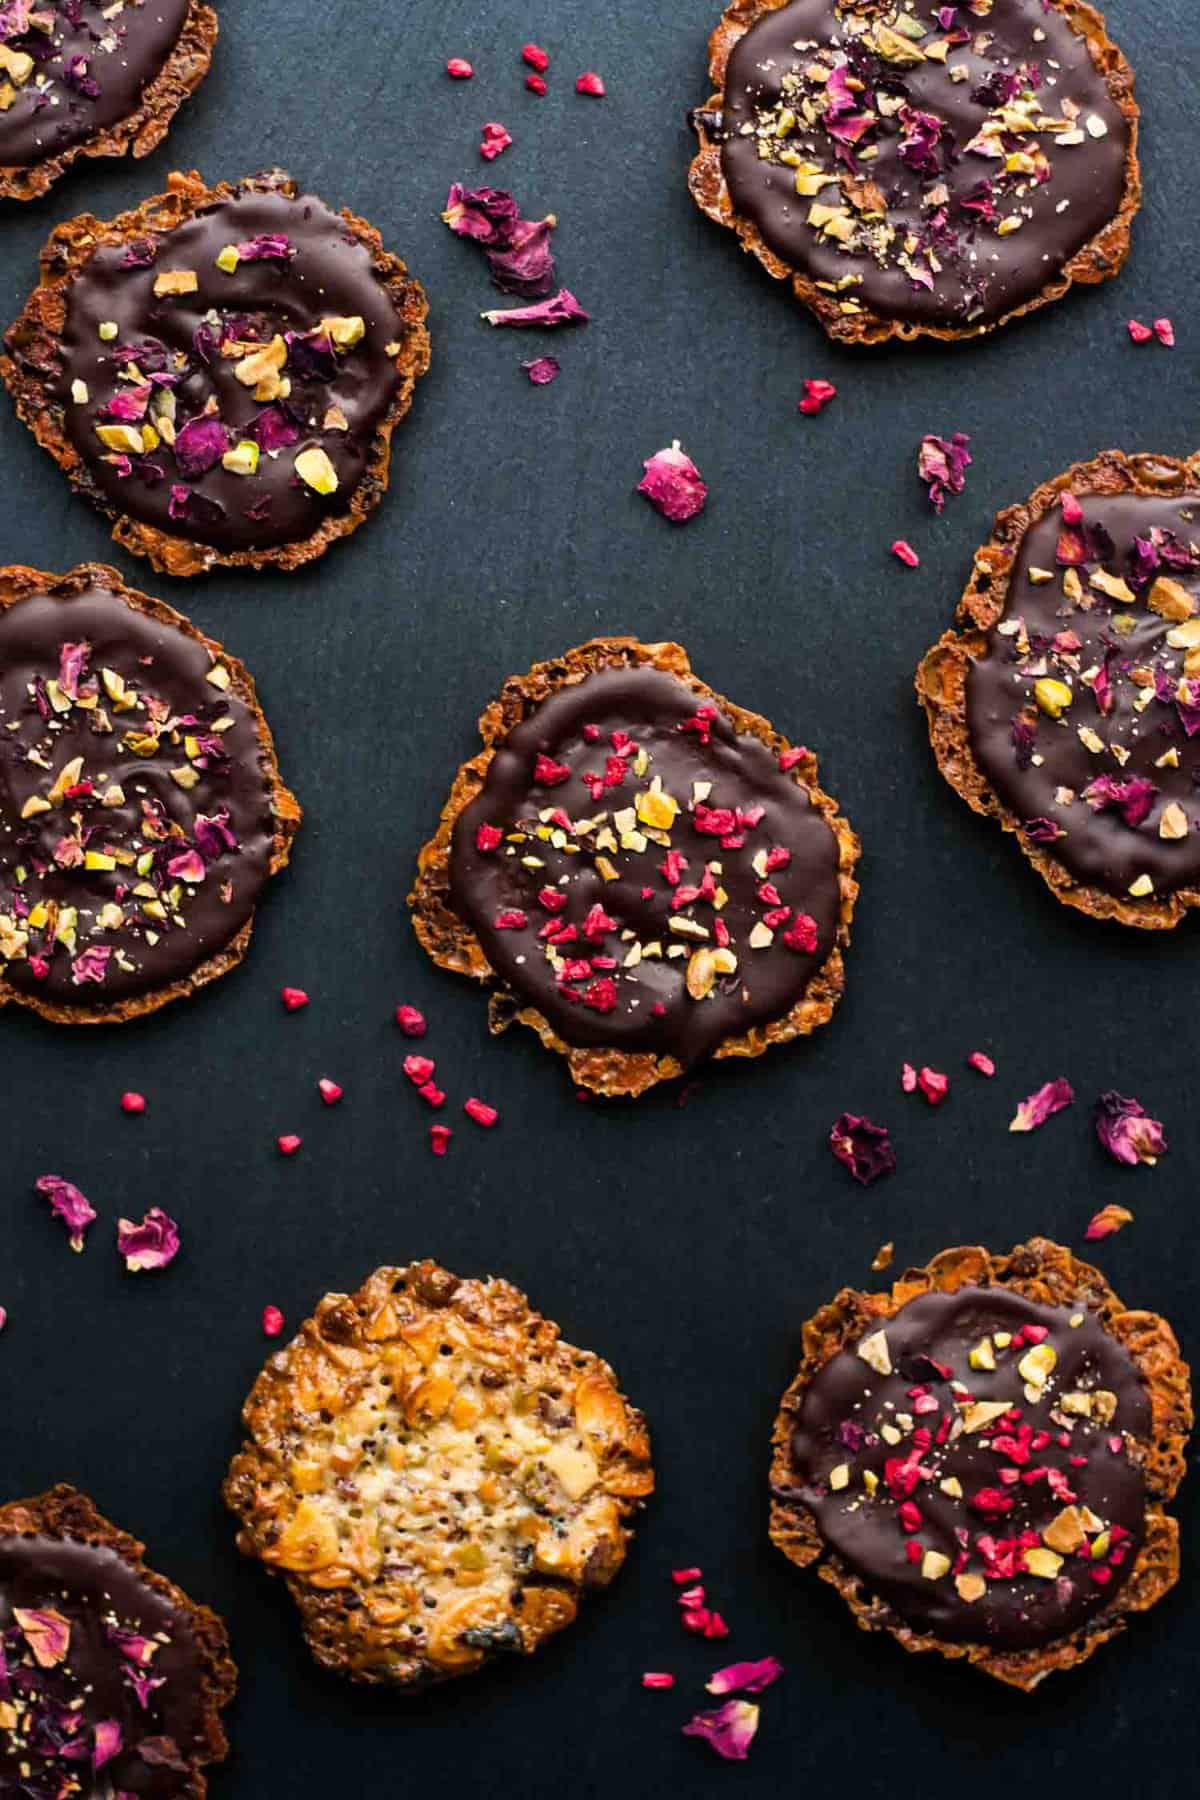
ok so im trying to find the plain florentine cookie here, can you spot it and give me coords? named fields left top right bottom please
left=224, top=1261, right=655, bottom=1690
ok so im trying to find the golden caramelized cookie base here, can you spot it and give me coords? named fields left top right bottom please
left=688, top=0, right=1140, bottom=346
left=0, top=1484, right=235, bottom=1796
left=1, top=169, right=431, bottom=577
left=769, top=1239, right=1191, bottom=1689
left=409, top=637, right=860, bottom=1098
left=0, top=562, right=300, bottom=1025
left=917, top=451, right=1200, bottom=928
left=224, top=1261, right=655, bottom=1690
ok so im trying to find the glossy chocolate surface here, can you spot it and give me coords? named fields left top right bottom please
left=966, top=489, right=1200, bottom=897
left=449, top=664, right=842, bottom=1064
left=720, top=0, right=1129, bottom=329
left=0, top=1531, right=207, bottom=1797
left=0, top=0, right=192, bottom=169
left=58, top=185, right=405, bottom=553
left=0, top=578, right=277, bottom=1006
left=787, top=1285, right=1149, bottom=1649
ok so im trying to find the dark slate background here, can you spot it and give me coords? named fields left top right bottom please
left=1, top=2, right=1196, bottom=1794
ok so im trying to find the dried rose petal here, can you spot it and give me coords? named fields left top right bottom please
left=967, top=1050, right=996, bottom=1077
left=395, top=1004, right=427, bottom=1036
left=637, top=440, right=707, bottom=523
left=576, top=70, right=606, bottom=96
left=262, top=1304, right=285, bottom=1336
left=446, top=57, right=473, bottom=78
left=0, top=1306, right=7, bottom=1333
left=1009, top=1078, right=1074, bottom=1133
left=173, top=416, right=230, bottom=479
left=318, top=1078, right=344, bottom=1106
left=277, top=1134, right=303, bottom=1156
left=706, top=1656, right=784, bottom=1696
left=13, top=1608, right=70, bottom=1668
left=798, top=378, right=836, bottom=415
left=442, top=184, right=522, bottom=245
left=917, top=431, right=972, bottom=511
left=121, top=1090, right=147, bottom=1113
left=480, top=121, right=513, bottom=161
left=682, top=1699, right=760, bottom=1762
left=93, top=1720, right=123, bottom=1770
left=1094, top=1092, right=1167, bottom=1167
left=1085, top=1203, right=1134, bottom=1241
left=281, top=987, right=309, bottom=1011
left=482, top=288, right=589, bottom=328
left=891, top=539, right=920, bottom=567
left=829, top=1114, right=895, bottom=1186
left=522, top=355, right=561, bottom=385
left=35, top=1174, right=96, bottom=1252
left=117, top=1208, right=180, bottom=1273
left=486, top=215, right=558, bottom=298
left=1082, top=774, right=1157, bottom=828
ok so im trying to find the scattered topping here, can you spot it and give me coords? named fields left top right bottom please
left=682, top=1700, right=760, bottom=1762
left=395, top=1003, right=428, bottom=1036
left=443, top=183, right=559, bottom=297
left=706, top=1657, right=784, bottom=1696
left=35, top=1174, right=96, bottom=1252
left=642, top=1671, right=676, bottom=1689
left=871, top=1241, right=895, bottom=1272
left=1085, top=1203, right=1134, bottom=1241
left=830, top=1114, right=895, bottom=1186
left=798, top=378, right=837, bottom=415
left=891, top=539, right=920, bottom=568
left=277, top=1134, right=302, bottom=1156
left=480, top=121, right=513, bottom=161
left=262, top=1304, right=285, bottom=1336
left=282, top=987, right=310, bottom=1012
left=522, top=355, right=561, bottom=384
left=1094, top=1092, right=1167, bottom=1167
left=120, top=1090, right=147, bottom=1114
left=918, top=432, right=971, bottom=512
left=481, top=289, right=589, bottom=328
left=446, top=57, right=474, bottom=78
left=576, top=71, right=606, bottom=97
left=916, top=1066, right=948, bottom=1106
left=464, top=1097, right=499, bottom=1127
left=318, top=1078, right=344, bottom=1106
left=522, top=43, right=550, bottom=73
left=637, top=441, right=708, bottom=523
left=430, top=1123, right=452, bottom=1156
left=1009, top=1078, right=1074, bottom=1133
left=1127, top=319, right=1154, bottom=344
left=117, top=1207, right=181, bottom=1272
left=13, top=1609, right=71, bottom=1670
left=967, top=1050, right=996, bottom=1077
left=1154, top=317, right=1175, bottom=347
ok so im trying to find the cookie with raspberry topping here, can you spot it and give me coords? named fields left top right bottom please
left=224, top=1261, right=654, bottom=1690
left=0, top=1, right=217, bottom=203
left=689, top=0, right=1139, bottom=345
left=0, top=562, right=299, bottom=1024
left=0, top=1484, right=235, bottom=1795
left=918, top=450, right=1200, bottom=927
left=1, top=168, right=431, bottom=577
left=410, top=638, right=860, bottom=1097
left=770, top=1239, right=1191, bottom=1689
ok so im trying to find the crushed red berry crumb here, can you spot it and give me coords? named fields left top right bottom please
left=404, top=1054, right=436, bottom=1087
left=1153, top=317, right=1175, bottom=347
left=526, top=74, right=547, bottom=95
left=642, top=1672, right=675, bottom=1689
left=1126, top=318, right=1153, bottom=342
left=798, top=378, right=836, bottom=415
left=446, top=57, right=473, bottom=78
left=430, top=1124, right=452, bottom=1156
left=464, top=1097, right=499, bottom=1127
left=891, top=539, right=920, bottom=567
left=672, top=1566, right=703, bottom=1583
left=262, top=1305, right=284, bottom=1337
left=120, top=1091, right=146, bottom=1114
left=318, top=1078, right=343, bottom=1106
left=967, top=1050, right=996, bottom=1077
left=917, top=1066, right=949, bottom=1106
left=395, top=1004, right=427, bottom=1037
left=576, top=70, right=606, bottom=96
left=418, top=1081, right=446, bottom=1108
left=277, top=1134, right=302, bottom=1156
left=522, top=42, right=550, bottom=72
left=281, top=986, right=309, bottom=1011
left=480, top=121, right=512, bottom=161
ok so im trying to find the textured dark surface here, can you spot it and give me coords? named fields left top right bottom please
left=0, top=2, right=1196, bottom=1796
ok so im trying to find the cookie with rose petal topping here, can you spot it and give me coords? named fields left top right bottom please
left=0, top=0, right=217, bottom=204
left=770, top=1238, right=1191, bottom=1690
left=917, top=450, right=1200, bottom=927
left=224, top=1260, right=654, bottom=1690
left=0, top=562, right=300, bottom=1023
left=0, top=1484, right=235, bottom=1795
left=1, top=168, right=430, bottom=577
left=410, top=637, right=860, bottom=1098
left=688, top=0, right=1139, bottom=345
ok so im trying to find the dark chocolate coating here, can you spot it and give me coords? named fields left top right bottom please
left=0, top=1532, right=207, bottom=1797
left=0, top=579, right=276, bottom=1006
left=449, top=665, right=841, bottom=1065
left=58, top=188, right=405, bottom=553
left=720, top=0, right=1129, bottom=329
left=788, top=1286, right=1150, bottom=1650
left=966, top=490, right=1200, bottom=896
left=0, top=0, right=191, bottom=169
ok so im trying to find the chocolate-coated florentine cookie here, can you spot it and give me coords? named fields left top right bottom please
left=0, top=562, right=299, bottom=1023
left=1, top=168, right=431, bottom=577
left=918, top=451, right=1200, bottom=928
left=770, top=1239, right=1191, bottom=1689
left=224, top=1261, right=654, bottom=1691
left=0, top=0, right=217, bottom=203
left=689, top=0, right=1139, bottom=345
left=0, top=1485, right=236, bottom=1794
left=410, top=638, right=860, bottom=1098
